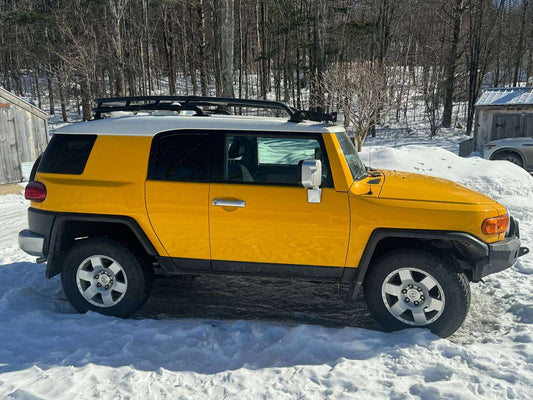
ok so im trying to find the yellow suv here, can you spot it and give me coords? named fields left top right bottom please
left=18, top=96, right=528, bottom=337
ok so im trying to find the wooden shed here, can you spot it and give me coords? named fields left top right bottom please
left=0, top=88, right=49, bottom=184
left=472, top=87, right=533, bottom=152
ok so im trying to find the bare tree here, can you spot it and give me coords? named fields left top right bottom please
left=424, top=66, right=443, bottom=137
left=198, top=0, right=209, bottom=96
left=219, top=0, right=235, bottom=97
left=441, top=0, right=465, bottom=128
left=513, top=0, right=529, bottom=86
left=321, top=61, right=402, bottom=151
left=108, top=0, right=129, bottom=96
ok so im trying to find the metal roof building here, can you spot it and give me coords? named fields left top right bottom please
left=475, top=87, right=533, bottom=107
left=0, top=88, right=49, bottom=184
left=471, top=87, right=533, bottom=152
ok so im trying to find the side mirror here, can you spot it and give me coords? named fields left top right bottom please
left=300, top=159, right=322, bottom=203
left=301, top=159, right=322, bottom=188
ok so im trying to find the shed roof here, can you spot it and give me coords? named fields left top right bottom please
left=475, top=87, right=533, bottom=107
left=0, top=87, right=48, bottom=119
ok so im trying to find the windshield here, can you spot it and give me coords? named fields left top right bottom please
left=335, top=131, right=367, bottom=181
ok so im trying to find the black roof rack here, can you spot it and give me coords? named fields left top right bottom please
left=92, top=96, right=336, bottom=124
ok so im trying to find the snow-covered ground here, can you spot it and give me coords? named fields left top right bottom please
left=1, top=131, right=532, bottom=399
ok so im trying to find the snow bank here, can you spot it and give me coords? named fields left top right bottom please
left=360, top=145, right=533, bottom=259
left=360, top=145, right=533, bottom=202
left=0, top=146, right=532, bottom=399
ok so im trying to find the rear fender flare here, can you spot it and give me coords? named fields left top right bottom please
left=46, top=213, right=158, bottom=278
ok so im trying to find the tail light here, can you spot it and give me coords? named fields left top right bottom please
left=24, top=181, right=47, bottom=202
left=481, top=215, right=509, bottom=235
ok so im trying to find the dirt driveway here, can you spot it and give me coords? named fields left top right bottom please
left=0, top=184, right=23, bottom=195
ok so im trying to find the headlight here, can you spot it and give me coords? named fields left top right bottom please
left=481, top=215, right=509, bottom=235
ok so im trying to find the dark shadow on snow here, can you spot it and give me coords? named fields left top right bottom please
left=137, top=275, right=379, bottom=329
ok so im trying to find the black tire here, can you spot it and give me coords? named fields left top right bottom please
left=61, top=238, right=154, bottom=318
left=492, top=151, right=523, bottom=168
left=364, top=250, right=470, bottom=338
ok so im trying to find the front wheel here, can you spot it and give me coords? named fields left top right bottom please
left=61, top=239, right=153, bottom=318
left=364, top=250, right=470, bottom=337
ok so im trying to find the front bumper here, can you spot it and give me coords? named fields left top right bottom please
left=18, top=229, right=46, bottom=257
left=472, top=217, right=529, bottom=281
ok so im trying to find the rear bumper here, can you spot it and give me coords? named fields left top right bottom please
left=473, top=235, right=529, bottom=281
left=18, top=229, right=46, bottom=257
left=18, top=207, right=56, bottom=259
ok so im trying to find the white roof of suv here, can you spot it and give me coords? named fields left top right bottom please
left=52, top=115, right=345, bottom=136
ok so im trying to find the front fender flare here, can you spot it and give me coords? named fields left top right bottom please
left=345, top=228, right=489, bottom=298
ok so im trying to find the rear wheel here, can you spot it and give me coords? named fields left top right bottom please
left=492, top=151, right=523, bottom=168
left=364, top=250, right=470, bottom=337
left=61, top=239, right=153, bottom=318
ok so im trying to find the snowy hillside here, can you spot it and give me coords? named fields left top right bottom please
left=0, top=137, right=532, bottom=399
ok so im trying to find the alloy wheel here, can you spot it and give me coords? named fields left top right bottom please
left=381, top=267, right=445, bottom=325
left=76, top=255, right=128, bottom=307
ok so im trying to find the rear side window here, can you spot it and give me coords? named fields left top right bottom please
left=38, top=134, right=96, bottom=175
left=148, top=133, right=211, bottom=182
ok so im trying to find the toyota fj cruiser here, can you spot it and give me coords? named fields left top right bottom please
left=19, top=96, right=528, bottom=337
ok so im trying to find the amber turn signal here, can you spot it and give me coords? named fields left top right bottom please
left=481, top=215, right=509, bottom=235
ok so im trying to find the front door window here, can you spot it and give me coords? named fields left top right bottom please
left=222, top=134, right=332, bottom=187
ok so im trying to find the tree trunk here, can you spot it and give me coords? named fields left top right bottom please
left=259, top=0, right=268, bottom=99
left=355, top=133, right=363, bottom=152
left=109, top=0, right=127, bottom=96
left=466, top=0, right=484, bottom=135
left=57, top=67, right=68, bottom=122
left=163, top=28, right=176, bottom=95
left=219, top=0, right=234, bottom=97
left=180, top=9, right=190, bottom=95
left=442, top=0, right=464, bottom=128
left=34, top=68, right=42, bottom=109
left=198, top=0, right=209, bottom=96
left=237, top=0, right=243, bottom=98
left=376, top=0, right=394, bottom=63
left=212, top=0, right=223, bottom=96
left=47, top=67, right=55, bottom=115
left=513, top=0, right=528, bottom=86
left=493, top=9, right=503, bottom=86
left=526, top=26, right=533, bottom=85
left=80, top=76, right=92, bottom=121
left=310, top=0, right=325, bottom=111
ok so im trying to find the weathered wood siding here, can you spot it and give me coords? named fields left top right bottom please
left=0, top=93, right=48, bottom=184
left=474, top=106, right=533, bottom=151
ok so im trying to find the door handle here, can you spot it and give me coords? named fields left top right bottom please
left=212, top=199, right=246, bottom=208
